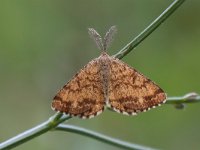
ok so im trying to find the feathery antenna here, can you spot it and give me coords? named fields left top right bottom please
left=88, top=28, right=104, bottom=51
left=103, top=26, right=117, bottom=51
left=88, top=26, right=117, bottom=52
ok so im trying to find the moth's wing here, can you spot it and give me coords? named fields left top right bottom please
left=52, top=58, right=105, bottom=119
left=108, top=57, right=166, bottom=115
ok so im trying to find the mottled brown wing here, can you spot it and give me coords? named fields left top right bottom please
left=108, top=57, right=166, bottom=115
left=52, top=58, right=105, bottom=119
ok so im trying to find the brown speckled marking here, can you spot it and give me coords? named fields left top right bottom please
left=52, top=58, right=105, bottom=118
left=108, top=56, right=166, bottom=114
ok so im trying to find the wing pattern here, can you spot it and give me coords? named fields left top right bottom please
left=108, top=57, right=166, bottom=115
left=52, top=58, right=105, bottom=118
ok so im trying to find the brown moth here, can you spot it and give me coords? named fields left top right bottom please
left=51, top=26, right=167, bottom=119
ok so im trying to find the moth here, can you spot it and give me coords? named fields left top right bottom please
left=52, top=26, right=166, bottom=119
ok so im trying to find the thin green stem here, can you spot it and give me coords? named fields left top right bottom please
left=0, top=113, right=71, bottom=150
left=113, top=0, right=185, bottom=59
left=56, top=124, right=156, bottom=150
left=166, top=92, right=200, bottom=104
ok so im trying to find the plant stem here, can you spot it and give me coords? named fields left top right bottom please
left=166, top=92, right=200, bottom=104
left=0, top=113, right=70, bottom=150
left=113, top=0, right=185, bottom=59
left=56, top=124, right=156, bottom=150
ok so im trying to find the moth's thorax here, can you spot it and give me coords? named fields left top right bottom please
left=98, top=52, right=111, bottom=102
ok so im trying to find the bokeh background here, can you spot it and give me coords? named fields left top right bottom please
left=0, top=0, right=200, bottom=150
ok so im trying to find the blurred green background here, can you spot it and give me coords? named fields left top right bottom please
left=0, top=0, right=200, bottom=150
